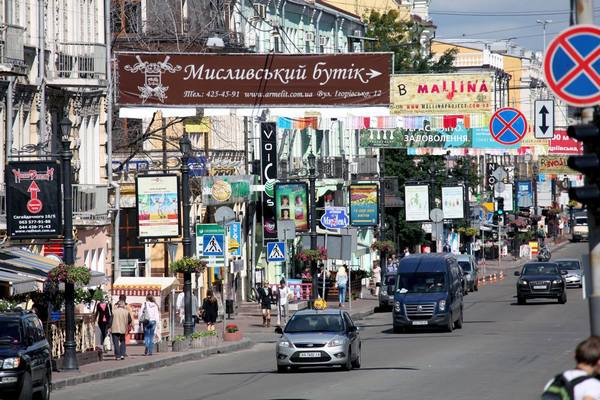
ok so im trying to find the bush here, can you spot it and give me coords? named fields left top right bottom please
left=371, top=240, right=396, bottom=254
left=191, top=330, right=217, bottom=339
left=0, top=299, right=16, bottom=312
left=173, top=335, right=187, bottom=343
left=170, top=257, right=207, bottom=274
left=48, top=264, right=91, bottom=286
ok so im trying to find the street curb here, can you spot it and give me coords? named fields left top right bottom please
left=348, top=303, right=377, bottom=321
left=52, top=339, right=253, bottom=391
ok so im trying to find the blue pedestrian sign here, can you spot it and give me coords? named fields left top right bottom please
left=544, top=25, right=600, bottom=107
left=489, top=107, right=527, bottom=146
left=266, top=242, right=286, bottom=262
left=203, top=234, right=224, bottom=257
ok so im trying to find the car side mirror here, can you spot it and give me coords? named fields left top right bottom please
left=347, top=326, right=358, bottom=333
left=514, top=271, right=521, bottom=276
left=274, top=326, right=283, bottom=335
left=561, top=270, right=568, bottom=275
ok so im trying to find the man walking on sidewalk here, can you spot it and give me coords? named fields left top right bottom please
left=110, top=300, right=132, bottom=361
left=277, top=279, right=290, bottom=326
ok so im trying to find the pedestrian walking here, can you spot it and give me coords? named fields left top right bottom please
left=201, top=289, right=219, bottom=331
left=110, top=300, right=131, bottom=360
left=176, top=291, right=198, bottom=325
left=403, top=247, right=410, bottom=258
left=94, top=297, right=112, bottom=352
left=139, top=294, right=160, bottom=356
left=372, top=264, right=381, bottom=296
left=117, top=294, right=133, bottom=357
left=542, top=336, right=600, bottom=399
left=257, top=282, right=273, bottom=327
left=336, top=265, right=348, bottom=307
left=277, top=279, right=290, bottom=326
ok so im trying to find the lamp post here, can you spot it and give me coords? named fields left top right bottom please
left=60, top=116, right=78, bottom=370
left=307, top=152, right=318, bottom=302
left=179, top=134, right=194, bottom=337
left=378, top=149, right=386, bottom=278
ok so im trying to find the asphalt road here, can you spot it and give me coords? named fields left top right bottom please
left=56, top=242, right=590, bottom=400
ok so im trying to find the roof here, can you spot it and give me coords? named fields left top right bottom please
left=399, top=254, right=454, bottom=273
left=455, top=254, right=473, bottom=261
left=294, top=308, right=343, bottom=316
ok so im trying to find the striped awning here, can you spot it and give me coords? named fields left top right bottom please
left=0, top=270, right=41, bottom=295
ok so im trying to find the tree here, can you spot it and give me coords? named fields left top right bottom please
left=364, top=10, right=457, bottom=74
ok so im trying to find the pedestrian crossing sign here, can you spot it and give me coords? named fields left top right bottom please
left=266, top=242, right=286, bottom=262
left=203, top=234, right=225, bottom=256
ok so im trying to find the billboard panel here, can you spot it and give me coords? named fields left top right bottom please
left=442, top=186, right=464, bottom=219
left=390, top=73, right=494, bottom=115
left=405, top=185, right=430, bottom=221
left=136, top=175, right=181, bottom=238
left=261, top=122, right=278, bottom=244
left=349, top=184, right=379, bottom=226
left=117, top=53, right=391, bottom=107
left=516, top=181, right=533, bottom=208
left=6, top=161, right=62, bottom=239
left=275, top=182, right=309, bottom=232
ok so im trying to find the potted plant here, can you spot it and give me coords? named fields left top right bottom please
left=223, top=324, right=242, bottom=341
left=170, top=257, right=207, bottom=274
left=370, top=240, right=396, bottom=254
left=295, top=247, right=328, bottom=264
left=172, top=335, right=191, bottom=352
left=190, top=330, right=219, bottom=348
left=47, top=263, right=91, bottom=286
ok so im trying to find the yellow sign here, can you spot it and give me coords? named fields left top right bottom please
left=390, top=73, right=494, bottom=115
left=539, top=156, right=576, bottom=174
left=185, top=117, right=211, bottom=133
left=211, top=179, right=232, bottom=202
left=529, top=241, right=539, bottom=255
left=228, top=238, right=240, bottom=252
left=482, top=202, right=495, bottom=212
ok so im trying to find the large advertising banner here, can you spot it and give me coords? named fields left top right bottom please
left=549, top=129, right=583, bottom=154
left=390, top=73, right=494, bottom=115
left=405, top=185, right=430, bottom=221
left=442, top=186, right=464, bottom=219
left=117, top=53, right=391, bottom=107
left=349, top=184, right=379, bottom=226
left=136, top=175, right=181, bottom=238
left=261, top=122, right=278, bottom=244
left=516, top=181, right=533, bottom=208
left=539, top=156, right=576, bottom=174
left=6, top=161, right=62, bottom=239
left=275, top=182, right=309, bottom=232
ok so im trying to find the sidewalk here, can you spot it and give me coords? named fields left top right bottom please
left=52, top=297, right=377, bottom=391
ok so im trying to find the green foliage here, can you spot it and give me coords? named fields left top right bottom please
left=296, top=247, right=327, bottom=263
left=48, top=264, right=91, bottom=286
left=0, top=299, right=16, bottom=312
left=371, top=240, right=396, bottom=254
left=364, top=9, right=457, bottom=74
left=173, top=335, right=187, bottom=343
left=92, top=288, right=106, bottom=302
left=191, top=330, right=217, bottom=339
left=458, top=227, right=479, bottom=238
left=170, top=257, right=207, bottom=274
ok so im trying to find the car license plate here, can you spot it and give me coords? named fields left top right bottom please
left=299, top=352, right=321, bottom=358
left=412, top=320, right=428, bottom=325
left=533, top=285, right=547, bottom=290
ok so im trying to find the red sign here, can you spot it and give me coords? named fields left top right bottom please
left=549, top=129, right=584, bottom=154
left=116, top=53, right=391, bottom=107
left=489, top=107, right=527, bottom=145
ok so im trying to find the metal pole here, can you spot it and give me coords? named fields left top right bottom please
left=38, top=0, right=46, bottom=148
left=378, top=149, right=386, bottom=281
left=181, top=137, right=194, bottom=337
left=309, top=165, right=318, bottom=302
left=61, top=121, right=78, bottom=371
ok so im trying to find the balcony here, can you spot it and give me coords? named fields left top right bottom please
left=0, top=24, right=26, bottom=74
left=450, top=49, right=504, bottom=70
left=48, top=43, right=106, bottom=87
left=73, top=184, right=110, bottom=226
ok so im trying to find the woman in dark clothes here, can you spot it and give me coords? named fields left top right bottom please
left=94, top=298, right=112, bottom=351
left=201, top=290, right=218, bottom=331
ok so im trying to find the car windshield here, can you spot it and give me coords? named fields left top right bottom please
left=523, top=264, right=559, bottom=275
left=0, top=321, right=21, bottom=345
left=557, top=261, right=581, bottom=271
left=397, top=272, right=446, bottom=293
left=458, top=261, right=472, bottom=272
left=284, top=314, right=344, bottom=333
left=576, top=217, right=587, bottom=225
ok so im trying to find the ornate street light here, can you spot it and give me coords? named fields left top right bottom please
left=307, top=152, right=318, bottom=302
left=179, top=134, right=194, bottom=337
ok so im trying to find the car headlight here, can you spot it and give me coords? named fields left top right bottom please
left=519, top=279, right=528, bottom=285
left=327, top=337, right=345, bottom=347
left=394, top=301, right=402, bottom=312
left=552, top=279, right=563, bottom=285
left=465, top=273, right=472, bottom=279
left=438, top=300, right=446, bottom=312
left=278, top=340, right=292, bottom=348
left=1, top=357, right=20, bottom=369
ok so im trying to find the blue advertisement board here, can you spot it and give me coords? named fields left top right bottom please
left=517, top=181, right=533, bottom=208
left=228, top=222, right=242, bottom=256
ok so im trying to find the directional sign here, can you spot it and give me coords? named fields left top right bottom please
left=489, top=107, right=527, bottom=145
left=534, top=100, right=554, bottom=139
left=544, top=25, right=600, bottom=107
left=203, top=234, right=225, bottom=257
left=266, top=242, right=286, bottom=262
left=27, top=181, right=42, bottom=214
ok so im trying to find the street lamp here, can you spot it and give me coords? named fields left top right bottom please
left=179, top=134, right=194, bottom=337
left=378, top=150, right=386, bottom=279
left=536, top=19, right=552, bottom=52
left=60, top=116, right=78, bottom=370
left=307, top=152, right=318, bottom=302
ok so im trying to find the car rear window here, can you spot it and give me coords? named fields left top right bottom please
left=0, top=320, right=21, bottom=345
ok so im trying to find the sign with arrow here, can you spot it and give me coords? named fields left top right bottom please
left=6, top=161, right=62, bottom=239
left=534, top=100, right=554, bottom=139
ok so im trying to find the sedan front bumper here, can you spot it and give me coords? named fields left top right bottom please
left=276, top=344, right=349, bottom=367
left=565, top=275, right=582, bottom=287
left=517, top=285, right=564, bottom=298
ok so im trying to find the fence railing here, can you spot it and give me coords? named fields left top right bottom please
left=53, top=42, right=106, bottom=80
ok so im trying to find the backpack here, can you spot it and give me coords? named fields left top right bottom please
left=542, top=373, right=596, bottom=400
left=140, top=302, right=150, bottom=324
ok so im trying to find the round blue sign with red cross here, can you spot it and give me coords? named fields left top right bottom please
left=489, top=107, right=527, bottom=145
left=544, top=25, right=600, bottom=107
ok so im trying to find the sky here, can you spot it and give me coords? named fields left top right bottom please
left=429, top=0, right=599, bottom=52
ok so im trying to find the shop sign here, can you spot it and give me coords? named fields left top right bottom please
left=211, top=179, right=232, bottom=202
left=390, top=73, right=493, bottom=115
left=201, top=175, right=255, bottom=205
left=117, top=53, right=391, bottom=107
left=261, top=122, right=278, bottom=244
left=6, top=161, right=62, bottom=239
left=549, top=129, right=584, bottom=155
left=539, top=155, right=576, bottom=174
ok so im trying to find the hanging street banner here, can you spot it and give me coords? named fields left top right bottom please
left=228, top=222, right=242, bottom=257
left=516, top=181, right=533, bottom=208
left=349, top=184, right=379, bottom=226
left=390, top=73, right=493, bottom=115
left=136, top=175, right=181, bottom=238
left=539, top=155, right=577, bottom=174
left=261, top=122, right=278, bottom=244
left=6, top=161, right=62, bottom=239
left=405, top=185, right=430, bottom=222
left=116, top=53, right=391, bottom=107
left=441, top=186, right=464, bottom=219
left=275, top=182, right=309, bottom=232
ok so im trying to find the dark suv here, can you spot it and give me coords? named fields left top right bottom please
left=515, top=262, right=567, bottom=305
left=0, top=310, right=51, bottom=400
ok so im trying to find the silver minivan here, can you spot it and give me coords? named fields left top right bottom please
left=456, top=254, right=479, bottom=292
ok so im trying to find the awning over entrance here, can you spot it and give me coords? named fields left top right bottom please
left=113, top=277, right=178, bottom=292
left=0, top=270, right=41, bottom=296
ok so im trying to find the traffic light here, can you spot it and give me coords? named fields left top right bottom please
left=497, top=197, right=504, bottom=216
left=567, top=116, right=600, bottom=206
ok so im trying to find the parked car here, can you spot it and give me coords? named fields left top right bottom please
left=572, top=214, right=588, bottom=242
left=378, top=273, right=397, bottom=311
left=275, top=309, right=361, bottom=372
left=515, top=262, right=567, bottom=304
left=555, top=259, right=583, bottom=288
left=457, top=254, right=479, bottom=292
left=0, top=309, right=51, bottom=400
left=392, top=254, right=464, bottom=333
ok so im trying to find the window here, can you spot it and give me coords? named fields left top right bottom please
left=119, top=208, right=146, bottom=265
left=112, top=0, right=142, bottom=35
